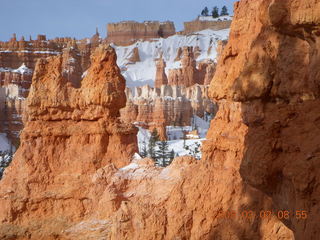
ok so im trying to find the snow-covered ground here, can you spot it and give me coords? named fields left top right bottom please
left=137, top=115, right=211, bottom=160
left=112, top=28, right=230, bottom=87
left=167, top=115, right=210, bottom=140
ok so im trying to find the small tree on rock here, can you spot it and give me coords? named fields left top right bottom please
left=168, top=149, right=175, bottom=165
left=148, top=128, right=160, bottom=161
left=140, top=140, right=148, bottom=158
left=156, top=140, right=170, bottom=167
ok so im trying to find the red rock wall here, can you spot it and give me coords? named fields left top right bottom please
left=107, top=21, right=176, bottom=46
left=183, top=19, right=232, bottom=35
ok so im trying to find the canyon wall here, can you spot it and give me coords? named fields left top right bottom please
left=183, top=19, right=232, bottom=35
left=208, top=0, right=320, bottom=239
left=107, top=21, right=176, bottom=46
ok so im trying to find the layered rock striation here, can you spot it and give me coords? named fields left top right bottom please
left=0, top=45, right=138, bottom=239
left=107, top=21, right=176, bottom=46
left=183, top=17, right=232, bottom=35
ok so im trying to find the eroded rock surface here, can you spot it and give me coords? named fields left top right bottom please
left=0, top=45, right=138, bottom=239
left=1, top=0, right=318, bottom=238
left=209, top=0, right=320, bottom=239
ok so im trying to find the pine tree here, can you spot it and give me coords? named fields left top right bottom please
left=201, top=7, right=209, bottom=17
left=188, top=142, right=201, bottom=160
left=220, top=6, right=229, bottom=16
left=182, top=129, right=188, bottom=148
left=148, top=128, right=160, bottom=161
left=168, top=149, right=175, bottom=165
left=156, top=141, right=170, bottom=167
left=140, top=141, right=148, bottom=158
left=212, top=6, right=219, bottom=18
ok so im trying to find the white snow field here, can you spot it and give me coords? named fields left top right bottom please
left=112, top=28, right=230, bottom=87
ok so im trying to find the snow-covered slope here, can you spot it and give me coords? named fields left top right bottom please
left=112, top=29, right=229, bottom=87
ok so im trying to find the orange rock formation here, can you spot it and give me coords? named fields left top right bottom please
left=0, top=45, right=138, bottom=239
left=1, top=0, right=319, bottom=239
left=210, top=0, right=320, bottom=238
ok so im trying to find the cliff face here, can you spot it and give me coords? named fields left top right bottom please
left=209, top=0, right=320, bottom=238
left=183, top=19, right=232, bottom=35
left=0, top=45, right=138, bottom=239
left=107, top=21, right=176, bottom=46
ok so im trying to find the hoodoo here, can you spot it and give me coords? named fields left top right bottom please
left=0, top=45, right=138, bottom=239
left=0, top=0, right=319, bottom=239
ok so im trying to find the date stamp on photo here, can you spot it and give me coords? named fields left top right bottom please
left=214, top=210, right=308, bottom=220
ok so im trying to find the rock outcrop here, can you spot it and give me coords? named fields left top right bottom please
left=183, top=18, right=232, bottom=35
left=107, top=21, right=176, bottom=46
left=167, top=47, right=215, bottom=87
left=0, top=45, right=138, bottom=239
left=208, top=0, right=320, bottom=238
left=154, top=56, right=168, bottom=88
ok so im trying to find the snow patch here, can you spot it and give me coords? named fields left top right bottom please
left=198, top=16, right=233, bottom=22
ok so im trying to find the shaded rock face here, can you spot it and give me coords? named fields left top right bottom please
left=0, top=45, right=138, bottom=239
left=0, top=66, right=32, bottom=146
left=0, top=70, right=32, bottom=97
left=209, top=0, right=320, bottom=238
left=107, top=21, right=176, bottom=46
